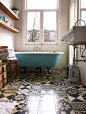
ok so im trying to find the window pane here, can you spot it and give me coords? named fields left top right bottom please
left=27, top=0, right=57, bottom=9
left=43, top=12, right=56, bottom=42
left=27, top=12, right=40, bottom=42
left=81, top=11, right=86, bottom=25
left=81, top=0, right=86, bottom=8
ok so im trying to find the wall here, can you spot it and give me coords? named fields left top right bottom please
left=77, top=1, right=86, bottom=86
left=15, top=0, right=70, bottom=68
left=0, top=0, right=15, bottom=49
left=78, top=49, right=86, bottom=86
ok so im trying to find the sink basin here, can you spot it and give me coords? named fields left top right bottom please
left=61, top=26, right=86, bottom=45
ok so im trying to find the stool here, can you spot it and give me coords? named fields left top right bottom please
left=8, top=59, right=18, bottom=81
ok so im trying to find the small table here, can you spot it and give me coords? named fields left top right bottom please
left=8, top=58, right=18, bottom=81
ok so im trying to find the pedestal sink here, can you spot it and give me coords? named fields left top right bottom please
left=61, top=26, right=86, bottom=45
left=61, top=25, right=86, bottom=82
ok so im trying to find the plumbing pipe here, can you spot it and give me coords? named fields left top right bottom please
left=75, top=60, right=86, bottom=62
left=73, top=46, right=76, bottom=67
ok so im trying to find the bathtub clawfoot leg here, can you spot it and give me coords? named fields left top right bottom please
left=46, top=67, right=51, bottom=74
left=20, top=67, right=26, bottom=73
left=36, top=67, right=42, bottom=73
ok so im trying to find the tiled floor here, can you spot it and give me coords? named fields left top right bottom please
left=0, top=67, right=86, bottom=114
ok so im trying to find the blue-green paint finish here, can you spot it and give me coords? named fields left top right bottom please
left=16, top=54, right=61, bottom=67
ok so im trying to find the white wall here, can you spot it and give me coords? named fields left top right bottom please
left=78, top=46, right=86, bottom=86
left=2, top=0, right=14, bottom=8
left=0, top=0, right=15, bottom=49
left=15, top=0, right=69, bottom=68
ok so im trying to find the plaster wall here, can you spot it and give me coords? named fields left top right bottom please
left=0, top=0, right=15, bottom=49
left=78, top=46, right=86, bottom=86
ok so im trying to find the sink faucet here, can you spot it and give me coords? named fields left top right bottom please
left=74, top=19, right=85, bottom=26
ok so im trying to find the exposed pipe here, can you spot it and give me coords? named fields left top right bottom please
left=73, top=46, right=77, bottom=67
left=80, top=44, right=86, bottom=58
left=75, top=60, right=86, bottom=62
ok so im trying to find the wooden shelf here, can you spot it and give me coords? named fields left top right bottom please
left=0, top=0, right=19, bottom=20
left=0, top=19, right=20, bottom=33
left=0, top=0, right=20, bottom=33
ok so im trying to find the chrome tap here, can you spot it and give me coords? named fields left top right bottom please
left=33, top=40, right=40, bottom=51
left=74, top=19, right=85, bottom=26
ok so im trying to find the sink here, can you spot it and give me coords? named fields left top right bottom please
left=61, top=26, right=86, bottom=45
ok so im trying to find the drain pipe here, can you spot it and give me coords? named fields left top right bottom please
left=73, top=46, right=76, bottom=67
left=73, top=45, right=86, bottom=67
left=75, top=60, right=86, bottom=62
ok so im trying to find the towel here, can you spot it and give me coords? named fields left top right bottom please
left=0, top=48, right=8, bottom=61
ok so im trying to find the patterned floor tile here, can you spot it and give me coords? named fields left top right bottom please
left=19, top=110, right=38, bottom=114
left=12, top=103, right=25, bottom=114
left=11, top=93, right=26, bottom=101
left=41, top=90, right=54, bottom=95
left=38, top=111, right=56, bottom=114
left=56, top=100, right=73, bottom=112
left=54, top=90, right=67, bottom=95
left=39, top=101, right=55, bottom=111
left=40, top=95, right=55, bottom=102
left=0, top=67, right=86, bottom=114
left=72, top=103, right=86, bottom=112
left=1, top=89, right=17, bottom=94
left=0, top=101, right=16, bottom=114
left=66, top=87, right=86, bottom=102
left=0, top=93, right=13, bottom=101
left=56, top=94, right=70, bottom=103
left=75, top=111, right=86, bottom=114
left=25, top=95, right=40, bottom=110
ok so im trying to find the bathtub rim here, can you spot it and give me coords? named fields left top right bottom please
left=15, top=52, right=64, bottom=54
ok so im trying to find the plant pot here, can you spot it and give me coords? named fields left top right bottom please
left=12, top=10, right=19, bottom=16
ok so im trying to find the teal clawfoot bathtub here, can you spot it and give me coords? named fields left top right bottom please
left=15, top=52, right=64, bottom=68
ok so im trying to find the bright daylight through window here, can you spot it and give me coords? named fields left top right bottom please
left=80, top=0, right=86, bottom=25
left=25, top=0, right=58, bottom=44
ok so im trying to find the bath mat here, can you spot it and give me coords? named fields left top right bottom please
left=0, top=101, right=16, bottom=114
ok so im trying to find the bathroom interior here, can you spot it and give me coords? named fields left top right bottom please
left=0, top=0, right=86, bottom=114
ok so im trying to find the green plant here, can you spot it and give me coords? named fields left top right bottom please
left=12, top=5, right=18, bottom=10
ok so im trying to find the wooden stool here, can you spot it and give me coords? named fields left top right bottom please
left=8, top=59, right=18, bottom=81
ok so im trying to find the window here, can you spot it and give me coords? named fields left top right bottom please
left=24, top=0, right=58, bottom=44
left=27, top=0, right=57, bottom=9
left=80, top=0, right=86, bottom=25
left=27, top=12, right=40, bottom=42
left=44, top=12, right=56, bottom=42
left=81, top=0, right=86, bottom=8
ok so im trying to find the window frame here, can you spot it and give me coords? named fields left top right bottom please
left=80, top=0, right=86, bottom=25
left=22, top=0, right=58, bottom=45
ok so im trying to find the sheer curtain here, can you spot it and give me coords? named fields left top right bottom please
left=69, top=0, right=78, bottom=64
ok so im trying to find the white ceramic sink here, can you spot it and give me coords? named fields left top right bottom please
left=61, top=26, right=86, bottom=45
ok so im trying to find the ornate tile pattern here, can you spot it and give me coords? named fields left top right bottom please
left=0, top=67, right=86, bottom=114
left=0, top=101, right=17, bottom=114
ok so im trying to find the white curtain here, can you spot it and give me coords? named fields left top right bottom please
left=69, top=0, right=78, bottom=64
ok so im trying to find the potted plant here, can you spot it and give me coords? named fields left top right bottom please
left=12, top=5, right=19, bottom=16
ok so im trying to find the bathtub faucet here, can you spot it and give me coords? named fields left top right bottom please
left=33, top=40, right=40, bottom=51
